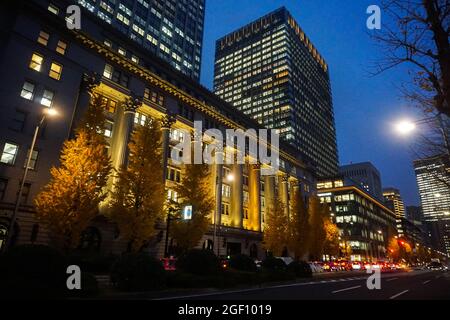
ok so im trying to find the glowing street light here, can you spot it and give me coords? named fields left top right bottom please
left=395, top=120, right=416, bottom=135
left=3, top=107, right=58, bottom=252
left=226, top=173, right=235, bottom=182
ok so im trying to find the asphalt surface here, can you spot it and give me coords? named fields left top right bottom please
left=156, top=270, right=450, bottom=300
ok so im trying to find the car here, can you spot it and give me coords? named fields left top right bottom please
left=351, top=262, right=362, bottom=270
left=161, top=257, right=177, bottom=271
left=428, top=261, right=444, bottom=271
left=309, top=262, right=324, bottom=273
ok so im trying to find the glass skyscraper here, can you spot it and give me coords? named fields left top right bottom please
left=414, top=155, right=450, bottom=254
left=213, top=7, right=338, bottom=177
left=77, top=0, right=205, bottom=81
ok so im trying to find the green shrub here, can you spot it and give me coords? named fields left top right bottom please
left=261, top=256, right=286, bottom=272
left=176, top=249, right=220, bottom=276
left=68, top=251, right=118, bottom=274
left=110, top=253, right=165, bottom=292
left=229, top=254, right=257, bottom=272
left=68, top=272, right=99, bottom=298
left=0, top=245, right=67, bottom=299
left=287, top=261, right=313, bottom=278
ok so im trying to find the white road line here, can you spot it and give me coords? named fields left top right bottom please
left=386, top=278, right=398, bottom=282
left=331, top=285, right=362, bottom=294
left=389, top=290, right=409, bottom=300
left=423, top=280, right=431, bottom=284
left=154, top=275, right=371, bottom=300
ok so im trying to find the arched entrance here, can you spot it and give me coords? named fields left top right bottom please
left=79, top=226, right=102, bottom=252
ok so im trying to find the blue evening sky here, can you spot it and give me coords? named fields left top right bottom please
left=199, top=0, right=424, bottom=206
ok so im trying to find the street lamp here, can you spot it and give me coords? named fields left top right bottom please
left=3, top=107, right=57, bottom=252
left=394, top=113, right=450, bottom=154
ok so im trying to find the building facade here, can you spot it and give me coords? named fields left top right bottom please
left=383, top=187, right=406, bottom=219
left=0, top=0, right=315, bottom=258
left=74, top=0, right=205, bottom=81
left=339, top=162, right=383, bottom=201
left=317, top=177, right=397, bottom=262
left=213, top=7, right=338, bottom=178
left=414, top=156, right=450, bottom=255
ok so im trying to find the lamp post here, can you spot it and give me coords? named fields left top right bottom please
left=3, top=108, right=57, bottom=252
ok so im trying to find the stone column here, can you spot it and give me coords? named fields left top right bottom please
left=281, top=174, right=290, bottom=219
left=249, top=163, right=261, bottom=231
left=231, top=161, right=243, bottom=228
left=160, top=112, right=176, bottom=183
left=115, top=95, right=142, bottom=168
left=68, top=72, right=100, bottom=139
left=213, top=146, right=224, bottom=255
left=264, top=174, right=276, bottom=213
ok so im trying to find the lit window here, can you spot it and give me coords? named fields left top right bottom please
left=104, top=39, right=112, bottom=47
left=29, top=53, right=44, bottom=72
left=222, top=184, right=231, bottom=198
left=20, top=81, right=35, bottom=100
left=1, top=143, right=19, bottom=165
left=131, top=55, right=139, bottom=64
left=41, top=90, right=54, bottom=107
left=104, top=121, right=113, bottom=137
left=118, top=47, right=126, bottom=56
left=49, top=62, right=62, bottom=80
left=24, top=149, right=39, bottom=170
left=48, top=3, right=59, bottom=15
left=102, top=97, right=117, bottom=113
left=103, top=64, right=113, bottom=79
left=56, top=40, right=67, bottom=55
left=37, top=31, right=49, bottom=46
left=134, top=112, right=147, bottom=126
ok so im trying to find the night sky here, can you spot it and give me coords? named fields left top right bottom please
left=199, top=0, right=425, bottom=206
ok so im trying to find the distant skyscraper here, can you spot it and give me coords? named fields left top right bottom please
left=406, top=205, right=423, bottom=224
left=213, top=7, right=338, bottom=177
left=76, top=0, right=205, bottom=81
left=339, top=162, right=383, bottom=201
left=383, top=188, right=406, bottom=219
left=414, top=155, right=450, bottom=255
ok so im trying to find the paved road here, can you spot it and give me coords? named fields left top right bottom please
left=158, top=270, right=450, bottom=300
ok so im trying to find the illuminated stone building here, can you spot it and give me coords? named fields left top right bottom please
left=0, top=0, right=315, bottom=258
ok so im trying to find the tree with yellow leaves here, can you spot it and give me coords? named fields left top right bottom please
left=171, top=161, right=215, bottom=253
left=288, top=189, right=310, bottom=260
left=108, top=119, right=165, bottom=253
left=308, top=196, right=328, bottom=261
left=323, top=218, right=340, bottom=258
left=263, top=198, right=288, bottom=257
left=35, top=95, right=112, bottom=250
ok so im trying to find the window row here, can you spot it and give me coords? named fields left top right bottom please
left=29, top=52, right=63, bottom=80
left=20, top=81, right=55, bottom=107
left=0, top=142, right=39, bottom=170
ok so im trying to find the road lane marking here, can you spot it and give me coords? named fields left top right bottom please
left=423, top=280, right=431, bottom=284
left=389, top=290, right=409, bottom=300
left=331, top=285, right=362, bottom=294
left=386, top=278, right=398, bottom=282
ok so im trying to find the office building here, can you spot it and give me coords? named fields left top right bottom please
left=75, top=0, right=205, bottom=81
left=406, top=205, right=423, bottom=224
left=339, top=162, right=383, bottom=201
left=414, top=155, right=450, bottom=255
left=317, top=177, right=397, bottom=262
left=0, top=0, right=315, bottom=258
left=383, top=187, right=406, bottom=219
left=213, top=7, right=338, bottom=177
